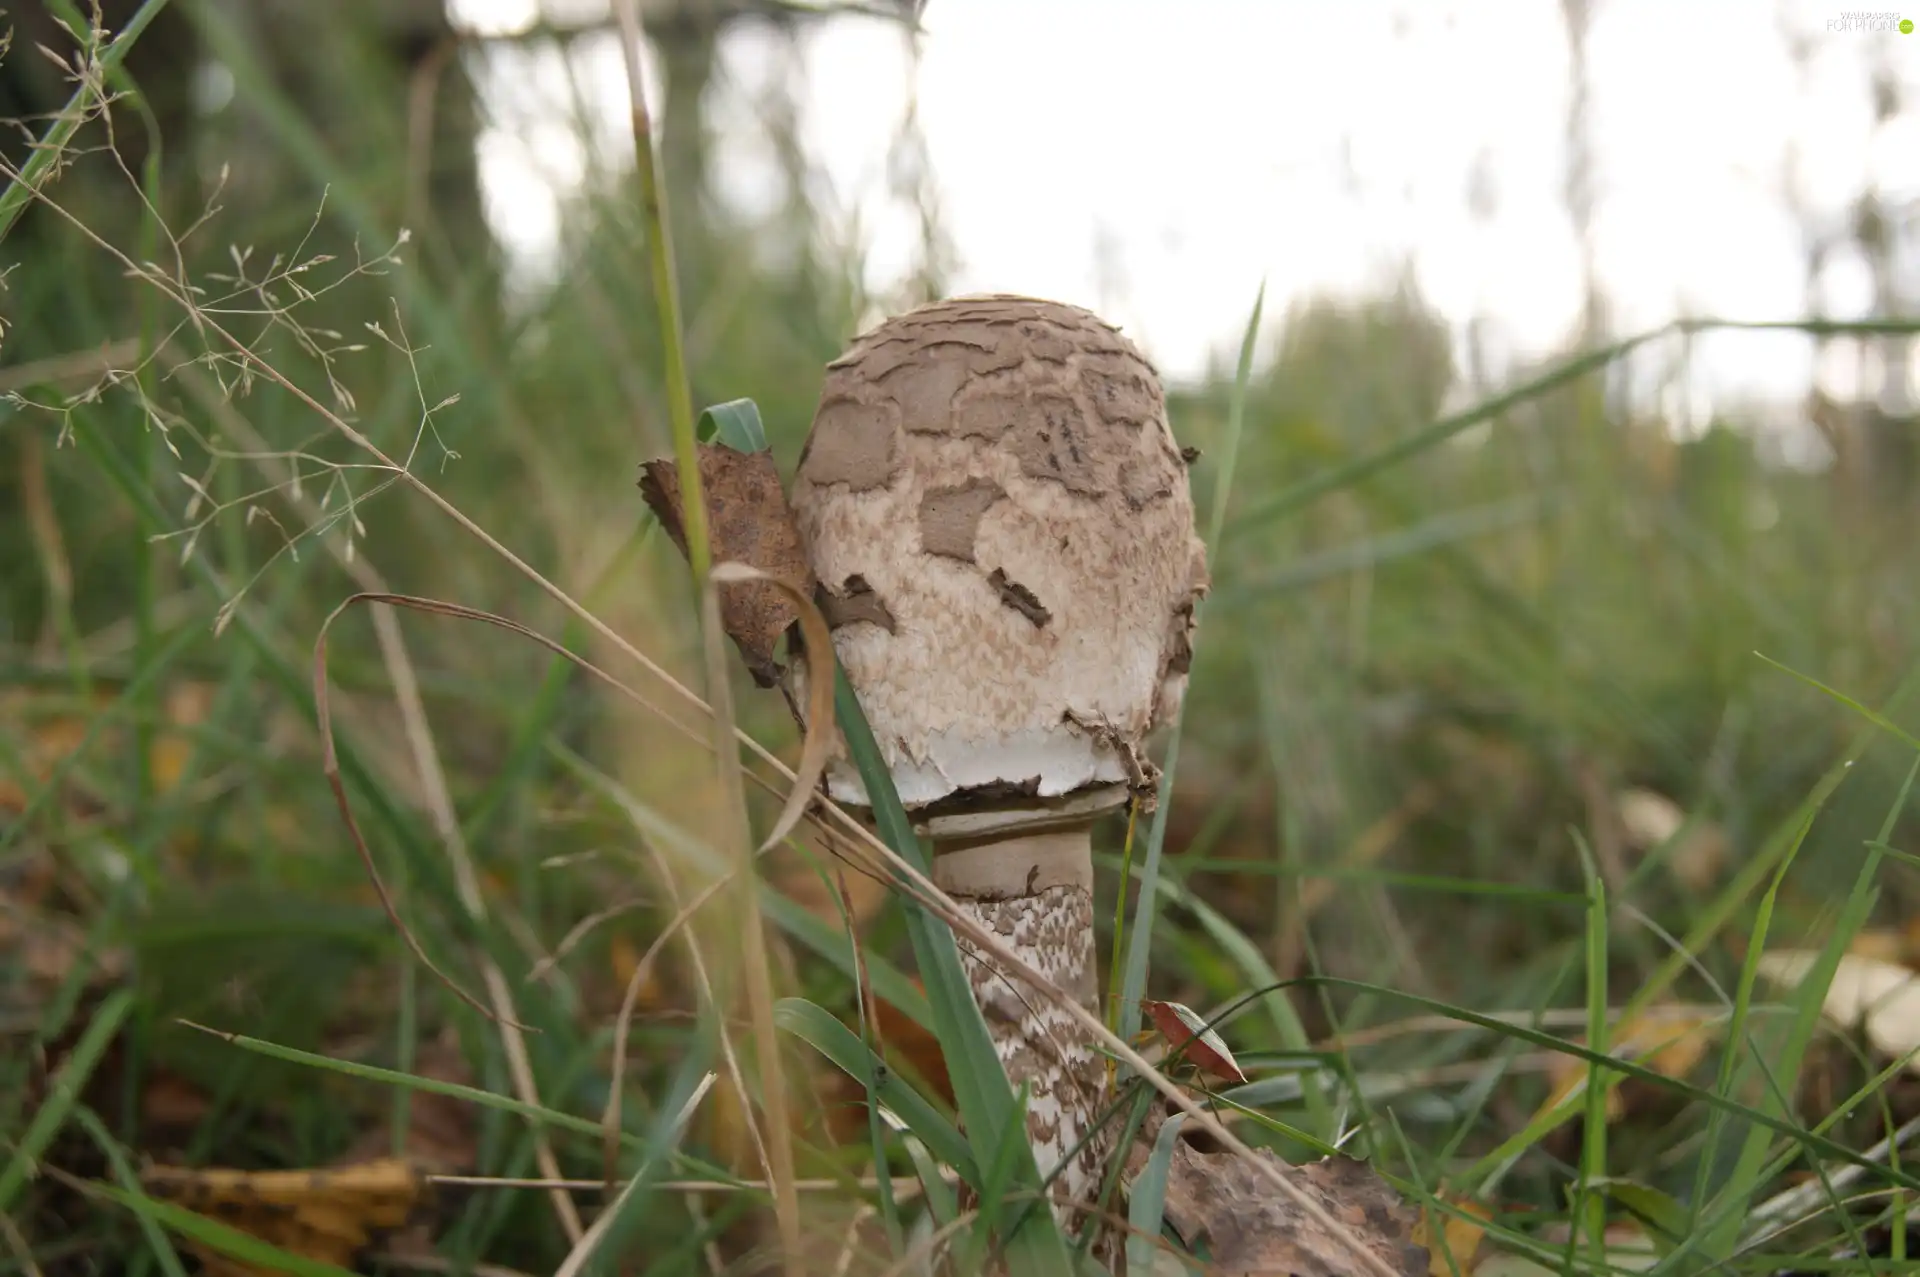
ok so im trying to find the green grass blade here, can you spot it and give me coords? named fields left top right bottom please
left=757, top=890, right=934, bottom=1031
left=698, top=398, right=770, bottom=452
left=901, top=1133, right=959, bottom=1226
left=831, top=664, right=1069, bottom=1268
left=1138, top=866, right=1334, bottom=1139
left=1575, top=831, right=1609, bottom=1261
left=0, top=0, right=174, bottom=243
left=74, top=1107, right=192, bottom=1277
left=772, top=996, right=975, bottom=1183
left=86, top=1180, right=360, bottom=1277
left=566, top=1041, right=719, bottom=1271
left=1117, top=284, right=1264, bottom=1047
left=0, top=988, right=133, bottom=1214
left=1688, top=758, right=1918, bottom=1263
left=1125, top=1112, right=1188, bottom=1275
left=1294, top=976, right=1920, bottom=1195
left=1214, top=490, right=1553, bottom=606
left=1225, top=316, right=1920, bottom=538
left=182, top=1023, right=637, bottom=1151
left=961, top=1085, right=1040, bottom=1274
left=1755, top=652, right=1920, bottom=755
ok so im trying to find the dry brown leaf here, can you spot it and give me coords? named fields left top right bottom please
left=1756, top=949, right=1920, bottom=1069
left=1533, top=1009, right=1718, bottom=1123
left=1411, top=1194, right=1491, bottom=1275
left=141, top=1157, right=428, bottom=1276
left=1155, top=1143, right=1427, bottom=1276
left=706, top=560, right=836, bottom=851
left=638, top=444, right=818, bottom=687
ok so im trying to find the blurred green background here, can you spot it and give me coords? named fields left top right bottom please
left=2, top=1, right=1918, bottom=1272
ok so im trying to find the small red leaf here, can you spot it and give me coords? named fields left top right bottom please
left=1143, top=998, right=1248, bottom=1085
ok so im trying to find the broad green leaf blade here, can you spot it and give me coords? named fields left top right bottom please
left=773, top=996, right=976, bottom=1183
left=962, top=1085, right=1041, bottom=1274
left=832, top=665, right=1070, bottom=1270
left=902, top=1132, right=959, bottom=1226
left=1127, top=1112, right=1189, bottom=1275
left=1604, top=1180, right=1688, bottom=1258
left=697, top=398, right=770, bottom=452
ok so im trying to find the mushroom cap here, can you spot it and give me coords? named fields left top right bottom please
left=791, top=295, right=1208, bottom=810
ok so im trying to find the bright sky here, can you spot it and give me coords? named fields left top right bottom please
left=448, top=0, right=1919, bottom=412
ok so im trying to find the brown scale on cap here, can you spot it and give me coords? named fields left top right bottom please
left=790, top=294, right=1208, bottom=810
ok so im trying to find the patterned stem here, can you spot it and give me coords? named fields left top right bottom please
left=935, top=826, right=1108, bottom=1230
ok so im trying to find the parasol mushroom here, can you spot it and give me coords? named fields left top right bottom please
left=788, top=294, right=1208, bottom=1224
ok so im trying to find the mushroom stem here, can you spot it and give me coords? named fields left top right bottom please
left=928, top=807, right=1113, bottom=1226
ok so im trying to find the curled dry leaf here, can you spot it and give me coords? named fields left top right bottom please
left=141, top=1157, right=429, bottom=1276
left=1757, top=949, right=1920, bottom=1069
left=639, top=444, right=819, bottom=688
left=1143, top=998, right=1249, bottom=1085
left=1152, top=1140, right=1427, bottom=1277
left=706, top=560, right=834, bottom=852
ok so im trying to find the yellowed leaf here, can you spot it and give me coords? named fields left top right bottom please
left=1411, top=1194, right=1490, bottom=1275
left=142, top=1157, right=427, bottom=1274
